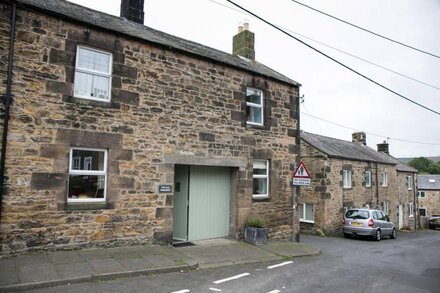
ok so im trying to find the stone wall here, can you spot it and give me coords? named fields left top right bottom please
left=396, top=172, right=417, bottom=229
left=299, top=140, right=398, bottom=234
left=418, top=190, right=440, bottom=220
left=0, top=5, right=299, bottom=254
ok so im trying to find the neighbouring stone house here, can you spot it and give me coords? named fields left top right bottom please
left=417, top=175, right=440, bottom=227
left=299, top=131, right=417, bottom=234
left=0, top=0, right=301, bottom=254
left=376, top=142, right=418, bottom=230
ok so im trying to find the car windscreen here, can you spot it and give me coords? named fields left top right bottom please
left=345, top=210, right=369, bottom=219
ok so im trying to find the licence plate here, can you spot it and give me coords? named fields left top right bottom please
left=351, top=222, right=362, bottom=227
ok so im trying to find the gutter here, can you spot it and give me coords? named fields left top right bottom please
left=0, top=2, right=16, bottom=225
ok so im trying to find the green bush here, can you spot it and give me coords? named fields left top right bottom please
left=245, top=215, right=266, bottom=228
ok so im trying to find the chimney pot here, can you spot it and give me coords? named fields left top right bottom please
left=243, top=20, right=249, bottom=31
left=120, top=0, right=145, bottom=25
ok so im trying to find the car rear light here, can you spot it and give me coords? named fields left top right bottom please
left=368, top=219, right=374, bottom=227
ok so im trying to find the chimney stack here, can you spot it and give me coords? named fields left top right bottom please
left=352, top=132, right=366, bottom=146
left=233, top=20, right=255, bottom=60
left=377, top=141, right=390, bottom=154
left=120, top=0, right=145, bottom=25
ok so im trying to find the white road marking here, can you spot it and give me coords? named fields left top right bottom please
left=209, top=288, right=222, bottom=292
left=170, top=290, right=190, bottom=293
left=267, top=261, right=293, bottom=269
left=267, top=290, right=280, bottom=293
left=213, top=273, right=250, bottom=284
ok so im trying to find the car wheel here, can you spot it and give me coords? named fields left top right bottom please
left=390, top=228, right=396, bottom=239
left=374, top=229, right=381, bottom=241
left=343, top=233, right=350, bottom=238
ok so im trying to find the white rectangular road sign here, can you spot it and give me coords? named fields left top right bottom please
left=293, top=177, right=311, bottom=186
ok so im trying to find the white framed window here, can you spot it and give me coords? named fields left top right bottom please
left=74, top=46, right=112, bottom=102
left=300, top=203, right=314, bottom=223
left=418, top=191, right=426, bottom=198
left=382, top=201, right=389, bottom=215
left=342, top=170, right=352, bottom=189
left=253, top=160, right=269, bottom=199
left=68, top=147, right=108, bottom=202
left=381, top=172, right=388, bottom=187
left=409, top=202, right=414, bottom=217
left=72, top=156, right=81, bottom=170
left=419, top=208, right=427, bottom=217
left=246, top=88, right=263, bottom=125
left=364, top=171, right=372, bottom=188
left=407, top=176, right=413, bottom=190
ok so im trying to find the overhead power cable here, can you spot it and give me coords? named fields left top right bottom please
left=210, top=0, right=440, bottom=92
left=225, top=0, right=440, bottom=116
left=301, top=112, right=440, bottom=146
left=289, top=0, right=440, bottom=59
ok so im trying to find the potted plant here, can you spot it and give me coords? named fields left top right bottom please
left=244, top=215, right=268, bottom=245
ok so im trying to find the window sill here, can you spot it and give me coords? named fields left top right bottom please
left=300, top=220, right=315, bottom=224
left=252, top=194, right=269, bottom=201
left=66, top=202, right=112, bottom=210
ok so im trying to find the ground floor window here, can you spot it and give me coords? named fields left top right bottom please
left=419, top=208, right=427, bottom=217
left=382, top=201, right=390, bottom=215
left=253, top=160, right=269, bottom=199
left=68, top=147, right=107, bottom=202
left=300, top=203, right=314, bottom=223
left=409, top=202, right=414, bottom=217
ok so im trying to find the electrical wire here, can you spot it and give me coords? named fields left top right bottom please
left=225, top=0, right=440, bottom=116
left=209, top=0, right=440, bottom=91
left=289, top=0, right=440, bottom=59
left=301, top=111, right=440, bottom=146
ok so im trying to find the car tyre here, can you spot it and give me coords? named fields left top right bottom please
left=390, top=228, right=396, bottom=239
left=343, top=233, right=350, bottom=238
left=374, top=229, right=381, bottom=241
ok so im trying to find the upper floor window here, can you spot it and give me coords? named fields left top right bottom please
left=343, top=170, right=352, bottom=189
left=74, top=46, right=112, bottom=102
left=381, top=172, right=388, bottom=187
left=364, top=171, right=372, bottom=188
left=418, top=191, right=426, bottom=198
left=253, top=160, right=269, bottom=199
left=407, top=176, right=413, bottom=190
left=68, top=147, right=108, bottom=202
left=246, top=88, right=263, bottom=125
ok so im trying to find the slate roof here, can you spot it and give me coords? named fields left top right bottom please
left=301, top=131, right=397, bottom=165
left=418, top=175, right=440, bottom=190
left=386, top=156, right=418, bottom=173
left=14, top=0, right=299, bottom=86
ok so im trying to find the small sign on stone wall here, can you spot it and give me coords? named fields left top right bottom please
left=158, top=184, right=173, bottom=194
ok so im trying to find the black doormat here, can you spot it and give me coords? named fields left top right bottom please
left=172, top=241, right=195, bottom=247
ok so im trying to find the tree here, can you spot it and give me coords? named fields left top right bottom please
left=408, top=157, right=440, bottom=174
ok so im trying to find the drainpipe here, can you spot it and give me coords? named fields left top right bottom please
left=375, top=163, right=379, bottom=208
left=413, top=173, right=417, bottom=230
left=0, top=2, right=17, bottom=225
left=291, top=91, right=300, bottom=243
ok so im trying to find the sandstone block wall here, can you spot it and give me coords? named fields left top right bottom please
left=418, top=190, right=440, bottom=219
left=0, top=5, right=299, bottom=254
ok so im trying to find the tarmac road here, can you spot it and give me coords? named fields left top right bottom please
left=23, top=230, right=440, bottom=293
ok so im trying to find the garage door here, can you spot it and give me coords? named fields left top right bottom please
left=173, top=165, right=230, bottom=242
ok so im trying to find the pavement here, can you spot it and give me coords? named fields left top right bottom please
left=0, top=238, right=320, bottom=292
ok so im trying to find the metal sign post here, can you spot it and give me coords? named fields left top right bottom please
left=292, top=162, right=311, bottom=243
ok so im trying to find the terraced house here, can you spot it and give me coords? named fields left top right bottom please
left=0, top=0, right=301, bottom=254
left=417, top=175, right=440, bottom=227
left=299, top=131, right=417, bottom=234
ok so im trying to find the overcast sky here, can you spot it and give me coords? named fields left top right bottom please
left=68, top=0, right=440, bottom=158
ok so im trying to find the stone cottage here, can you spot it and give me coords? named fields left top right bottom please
left=299, top=131, right=416, bottom=234
left=0, top=0, right=301, bottom=254
left=417, top=175, right=440, bottom=227
left=376, top=141, right=418, bottom=230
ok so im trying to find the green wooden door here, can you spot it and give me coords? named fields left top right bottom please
left=188, top=166, right=230, bottom=241
left=173, top=165, right=189, bottom=242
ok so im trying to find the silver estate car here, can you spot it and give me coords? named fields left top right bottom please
left=343, top=208, right=396, bottom=241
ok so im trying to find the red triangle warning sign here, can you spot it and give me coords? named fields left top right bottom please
left=293, top=162, right=311, bottom=178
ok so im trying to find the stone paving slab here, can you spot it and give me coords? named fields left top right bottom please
left=0, top=240, right=320, bottom=292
